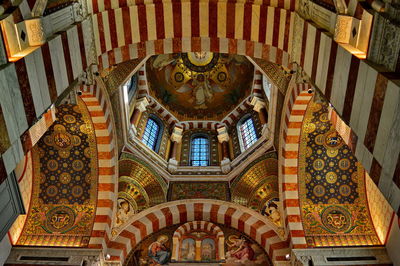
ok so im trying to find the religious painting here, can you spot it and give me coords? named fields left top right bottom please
left=180, top=238, right=196, bottom=261
left=146, top=53, right=254, bottom=121
left=261, top=198, right=282, bottom=228
left=115, top=198, right=136, bottom=227
left=201, top=238, right=216, bottom=261
left=124, top=223, right=271, bottom=266
left=224, top=234, right=269, bottom=265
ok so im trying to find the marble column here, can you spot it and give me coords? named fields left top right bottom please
left=168, top=126, right=183, bottom=173
left=251, top=96, right=269, bottom=135
left=217, top=126, right=231, bottom=174
left=130, top=97, right=149, bottom=126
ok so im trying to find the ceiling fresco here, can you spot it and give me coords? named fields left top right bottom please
left=17, top=100, right=98, bottom=247
left=299, top=96, right=380, bottom=247
left=146, top=53, right=254, bottom=121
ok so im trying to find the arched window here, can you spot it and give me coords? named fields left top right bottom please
left=142, top=117, right=162, bottom=152
left=124, top=74, right=137, bottom=103
left=190, top=136, right=209, bottom=166
left=238, top=116, right=258, bottom=151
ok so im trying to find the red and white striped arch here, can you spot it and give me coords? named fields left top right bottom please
left=279, top=82, right=313, bottom=249
left=80, top=83, right=119, bottom=250
left=173, top=221, right=224, bottom=238
left=91, top=1, right=295, bottom=70
left=106, top=199, right=290, bottom=263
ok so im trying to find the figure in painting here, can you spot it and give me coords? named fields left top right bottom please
left=116, top=199, right=135, bottom=227
left=226, top=235, right=255, bottom=262
left=261, top=198, right=282, bottom=227
left=148, top=235, right=171, bottom=265
left=201, top=238, right=216, bottom=261
left=181, top=238, right=196, bottom=261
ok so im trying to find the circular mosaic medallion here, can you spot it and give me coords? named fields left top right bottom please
left=313, top=185, right=325, bottom=197
left=319, top=113, right=329, bottom=122
left=72, top=135, right=81, bottom=146
left=217, top=72, right=227, bottom=82
left=339, top=158, right=351, bottom=170
left=45, top=206, right=75, bottom=232
left=174, top=72, right=184, bottom=83
left=54, top=124, right=66, bottom=132
left=60, top=172, right=72, bottom=184
left=182, top=52, right=219, bottom=72
left=326, top=148, right=339, bottom=158
left=326, top=172, right=337, bottom=184
left=306, top=146, right=313, bottom=157
left=72, top=185, right=84, bottom=197
left=84, top=147, right=92, bottom=158
left=321, top=205, right=351, bottom=232
left=63, top=114, right=76, bottom=124
left=315, top=134, right=325, bottom=145
left=72, top=160, right=84, bottom=171
left=339, top=184, right=351, bottom=197
left=47, top=160, right=59, bottom=171
left=44, top=135, right=54, bottom=146
left=313, top=159, right=325, bottom=171
left=85, top=173, right=91, bottom=183
left=80, top=124, right=91, bottom=134
left=304, top=122, right=316, bottom=133
left=73, top=105, right=81, bottom=113
left=351, top=171, right=359, bottom=183
left=46, top=185, right=58, bottom=197
left=54, top=132, right=71, bottom=148
left=324, top=131, right=343, bottom=149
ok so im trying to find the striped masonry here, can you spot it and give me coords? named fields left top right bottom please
left=0, top=20, right=92, bottom=184
left=295, top=16, right=400, bottom=211
left=105, top=199, right=290, bottom=263
left=80, top=83, right=118, bottom=251
left=88, top=0, right=297, bottom=14
left=279, top=82, right=313, bottom=249
left=91, top=3, right=294, bottom=70
left=173, top=221, right=224, bottom=238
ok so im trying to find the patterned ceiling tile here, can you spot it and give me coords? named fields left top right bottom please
left=299, top=99, right=380, bottom=247
left=17, top=100, right=98, bottom=247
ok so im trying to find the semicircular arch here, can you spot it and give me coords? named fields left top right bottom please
left=106, top=199, right=290, bottom=264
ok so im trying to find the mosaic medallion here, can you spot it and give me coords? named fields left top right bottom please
left=45, top=206, right=75, bottom=232
left=321, top=206, right=351, bottom=233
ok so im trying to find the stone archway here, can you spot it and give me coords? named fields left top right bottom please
left=106, top=199, right=290, bottom=264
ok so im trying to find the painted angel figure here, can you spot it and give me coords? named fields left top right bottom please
left=226, top=235, right=255, bottom=263
left=176, top=78, right=224, bottom=109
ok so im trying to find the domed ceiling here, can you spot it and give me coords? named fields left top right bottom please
left=146, top=52, right=254, bottom=121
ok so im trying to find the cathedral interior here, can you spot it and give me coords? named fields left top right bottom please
left=0, top=0, right=399, bottom=265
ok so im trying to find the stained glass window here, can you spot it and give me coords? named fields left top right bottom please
left=239, top=117, right=258, bottom=150
left=190, top=137, right=209, bottom=166
left=142, top=118, right=160, bottom=151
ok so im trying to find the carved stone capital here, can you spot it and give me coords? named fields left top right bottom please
left=220, top=158, right=231, bottom=174
left=170, top=126, right=183, bottom=143
left=250, top=96, right=267, bottom=113
left=217, top=126, right=229, bottom=143
left=168, top=158, right=179, bottom=173
left=135, top=97, right=149, bottom=112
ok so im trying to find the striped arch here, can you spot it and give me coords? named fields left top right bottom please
left=173, top=221, right=224, bottom=239
left=106, top=199, right=290, bottom=263
left=91, top=1, right=295, bottom=70
left=279, top=82, right=313, bottom=249
left=79, top=83, right=119, bottom=250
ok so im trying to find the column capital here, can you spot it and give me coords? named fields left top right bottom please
left=250, top=96, right=267, bottom=112
left=171, top=126, right=183, bottom=143
left=135, top=97, right=149, bottom=112
left=217, top=126, right=229, bottom=143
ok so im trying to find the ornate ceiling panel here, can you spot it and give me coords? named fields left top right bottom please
left=146, top=53, right=254, bottom=121
left=118, top=153, right=167, bottom=206
left=231, top=153, right=278, bottom=211
left=17, top=100, right=98, bottom=247
left=299, top=99, right=380, bottom=247
left=168, top=182, right=230, bottom=201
